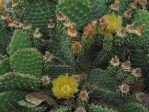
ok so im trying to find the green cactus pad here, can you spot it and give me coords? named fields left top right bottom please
left=13, top=0, right=56, bottom=31
left=57, top=0, right=91, bottom=29
left=0, top=90, right=26, bottom=112
left=50, top=21, right=74, bottom=63
left=130, top=49, right=149, bottom=90
left=89, top=68, right=119, bottom=91
left=89, top=0, right=109, bottom=21
left=120, top=102, right=149, bottom=112
left=9, top=30, right=32, bottom=54
left=10, top=48, right=43, bottom=76
left=0, top=72, right=41, bottom=90
left=91, top=87, right=124, bottom=105
left=118, top=0, right=130, bottom=15
left=89, top=104, right=117, bottom=112
left=0, top=55, right=11, bottom=75
left=18, top=100, right=47, bottom=112
left=128, top=10, right=149, bottom=46
left=93, top=45, right=124, bottom=68
left=48, top=22, right=64, bottom=57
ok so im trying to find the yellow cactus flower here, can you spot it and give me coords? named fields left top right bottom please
left=52, top=74, right=79, bottom=99
left=0, top=0, right=5, bottom=14
left=100, top=14, right=122, bottom=34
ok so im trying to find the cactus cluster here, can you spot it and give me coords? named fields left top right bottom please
left=0, top=0, right=149, bottom=112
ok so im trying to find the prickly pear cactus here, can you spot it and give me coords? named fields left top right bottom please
left=13, top=0, right=56, bottom=30
left=89, top=69, right=119, bottom=91
left=0, top=0, right=149, bottom=112
left=89, top=104, right=117, bottom=112
left=0, top=72, right=41, bottom=90
left=57, top=0, right=91, bottom=29
left=118, top=0, right=130, bottom=14
left=120, top=102, right=149, bottom=112
left=0, top=55, right=11, bottom=75
left=0, top=91, right=26, bottom=112
left=10, top=48, right=43, bottom=76
left=89, top=0, right=109, bottom=21
left=128, top=10, right=149, bottom=46
left=9, top=29, right=32, bottom=54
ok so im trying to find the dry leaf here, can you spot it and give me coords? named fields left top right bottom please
left=39, top=91, right=57, bottom=107
left=26, top=92, right=45, bottom=106
left=26, top=91, right=57, bottom=107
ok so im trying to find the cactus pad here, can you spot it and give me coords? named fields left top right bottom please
left=10, top=48, right=43, bottom=76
